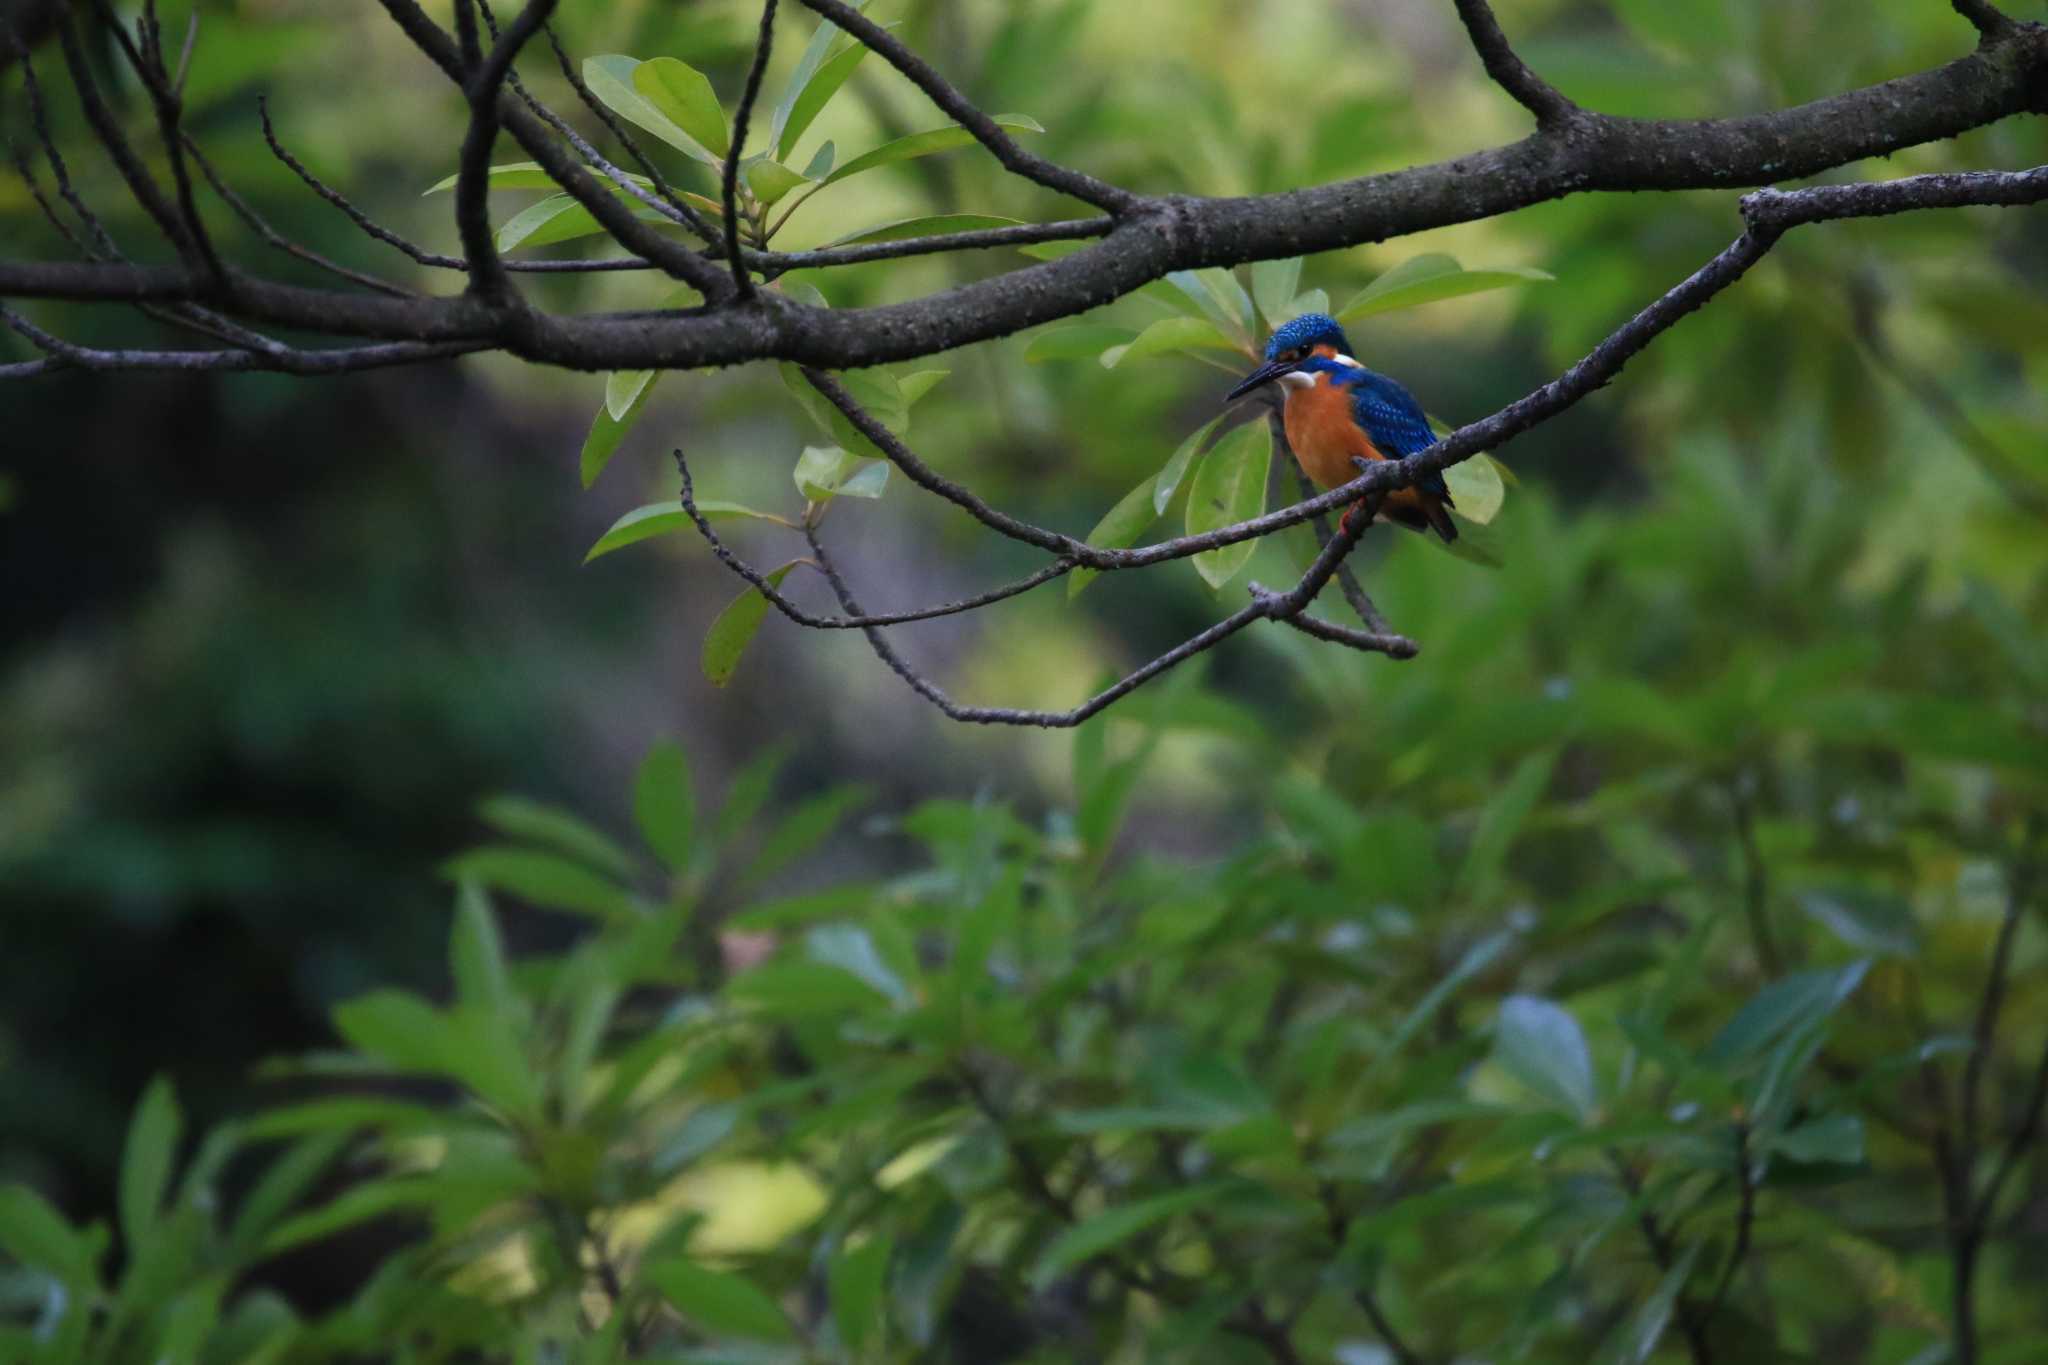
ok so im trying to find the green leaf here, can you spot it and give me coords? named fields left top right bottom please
left=645, top=1259, right=794, bottom=1342
left=1608, top=1243, right=1701, bottom=1365
left=779, top=363, right=902, bottom=460
left=1456, top=747, right=1558, bottom=903
left=802, top=140, right=837, bottom=180
left=1375, top=931, right=1517, bottom=1069
left=441, top=846, right=635, bottom=919
left=837, top=461, right=890, bottom=499
left=771, top=1, right=872, bottom=157
left=780, top=39, right=870, bottom=160
left=476, top=796, right=635, bottom=877
left=1155, top=415, right=1224, bottom=515
left=729, top=960, right=892, bottom=1015
left=1285, top=287, right=1330, bottom=320
left=1772, top=1114, right=1865, bottom=1165
left=450, top=881, right=513, bottom=1017
left=0, top=1185, right=99, bottom=1288
left=897, top=369, right=949, bottom=408
left=120, top=1076, right=182, bottom=1250
left=1101, top=316, right=1239, bottom=369
left=1442, top=453, right=1506, bottom=525
left=1493, top=995, right=1597, bottom=1121
left=1337, top=253, right=1552, bottom=321
left=424, top=161, right=643, bottom=195
left=1185, top=419, right=1272, bottom=590
left=605, top=370, right=654, bottom=424
left=829, top=1235, right=892, bottom=1351
left=745, top=157, right=811, bottom=207
left=1251, top=258, right=1304, bottom=329
left=580, top=376, right=659, bottom=489
left=1068, top=474, right=1157, bottom=599
left=1031, top=1183, right=1230, bottom=1289
left=794, top=445, right=856, bottom=500
left=1703, top=963, right=1870, bottom=1069
left=820, top=213, right=1024, bottom=248
left=1610, top=0, right=1742, bottom=57
left=807, top=924, right=911, bottom=1008
left=332, top=991, right=450, bottom=1074
left=1024, top=325, right=1135, bottom=363
left=1796, top=887, right=1920, bottom=957
left=823, top=116, right=1043, bottom=184
left=703, top=562, right=798, bottom=687
left=494, top=194, right=677, bottom=252
left=634, top=741, right=696, bottom=874
left=584, top=500, right=792, bottom=563
left=747, top=785, right=870, bottom=884
left=583, top=55, right=721, bottom=166
left=633, top=58, right=728, bottom=159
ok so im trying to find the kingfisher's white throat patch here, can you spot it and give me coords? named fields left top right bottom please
left=1278, top=370, right=1318, bottom=390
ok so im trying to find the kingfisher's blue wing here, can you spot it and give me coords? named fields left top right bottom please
left=1340, top=370, right=1451, bottom=500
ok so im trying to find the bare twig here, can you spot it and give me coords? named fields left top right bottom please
left=723, top=0, right=779, bottom=296
left=1449, top=0, right=1578, bottom=125
left=794, top=0, right=1137, bottom=213
left=1951, top=0, right=2014, bottom=40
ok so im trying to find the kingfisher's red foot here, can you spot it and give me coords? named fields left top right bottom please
left=1340, top=502, right=1364, bottom=535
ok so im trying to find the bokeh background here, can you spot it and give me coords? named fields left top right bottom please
left=4, top=0, right=2045, bottom=1308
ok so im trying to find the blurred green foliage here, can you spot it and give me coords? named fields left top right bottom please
left=2, top=0, right=2045, bottom=1359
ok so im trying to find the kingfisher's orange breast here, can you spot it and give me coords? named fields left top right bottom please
left=1283, top=377, right=1387, bottom=490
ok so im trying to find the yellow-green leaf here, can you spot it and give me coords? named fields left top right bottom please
left=1069, top=475, right=1158, bottom=600
left=823, top=115, right=1043, bottom=185
left=580, top=377, right=659, bottom=489
left=644, top=1259, right=794, bottom=1343
left=634, top=57, right=728, bottom=160
left=585, top=501, right=793, bottom=563
left=1443, top=453, right=1506, bottom=525
left=583, top=55, right=720, bottom=166
left=1155, top=415, right=1224, bottom=515
left=1101, top=316, right=1238, bottom=369
left=745, top=158, right=811, bottom=207
left=1337, top=253, right=1552, bottom=321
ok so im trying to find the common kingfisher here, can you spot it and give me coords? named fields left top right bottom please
left=1225, top=313, right=1457, bottom=542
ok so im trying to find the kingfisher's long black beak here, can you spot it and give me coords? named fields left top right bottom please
left=1225, top=359, right=1290, bottom=404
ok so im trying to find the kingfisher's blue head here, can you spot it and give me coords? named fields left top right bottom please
left=1226, top=312, right=1355, bottom=402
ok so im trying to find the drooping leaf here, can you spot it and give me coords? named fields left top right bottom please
left=836, top=461, right=890, bottom=499
left=802, top=139, right=837, bottom=180
left=703, top=562, right=799, bottom=687
left=1337, top=253, right=1552, bottom=321
left=1772, top=1114, right=1866, bottom=1164
left=820, top=213, right=1025, bottom=248
left=633, top=58, right=728, bottom=160
left=0, top=1185, right=99, bottom=1288
left=580, top=374, right=658, bottom=489
left=605, top=370, right=654, bottom=424
left=823, top=116, right=1044, bottom=185
left=1068, top=474, right=1157, bottom=599
left=449, top=881, right=514, bottom=1020
left=583, top=55, right=721, bottom=166
left=1796, top=887, right=1920, bottom=957
left=584, top=500, right=793, bottom=563
left=634, top=741, right=696, bottom=874
left=1493, top=995, right=1597, bottom=1121
left=1185, top=419, right=1272, bottom=590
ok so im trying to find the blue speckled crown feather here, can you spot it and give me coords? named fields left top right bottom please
left=1264, top=312, right=1351, bottom=360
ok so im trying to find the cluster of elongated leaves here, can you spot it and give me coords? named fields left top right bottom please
left=0, top=703, right=1922, bottom=1365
